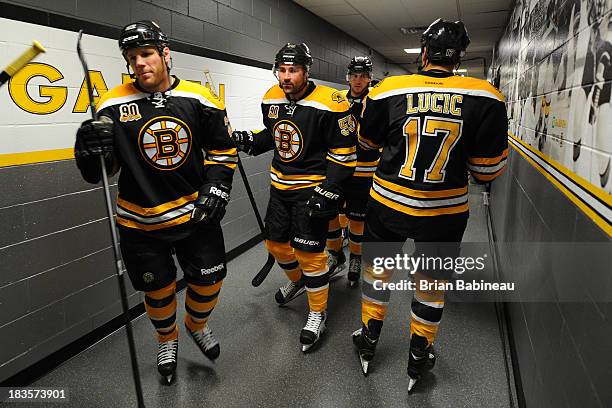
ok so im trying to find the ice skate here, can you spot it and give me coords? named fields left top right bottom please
left=327, top=249, right=346, bottom=281
left=347, top=254, right=361, bottom=287
left=186, top=324, right=220, bottom=361
left=300, top=311, right=327, bottom=352
left=275, top=278, right=306, bottom=305
left=407, top=334, right=436, bottom=392
left=157, top=338, right=178, bottom=384
left=352, top=319, right=382, bottom=376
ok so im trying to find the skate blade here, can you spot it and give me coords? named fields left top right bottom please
left=278, top=287, right=307, bottom=306
left=408, top=377, right=418, bottom=392
left=348, top=279, right=358, bottom=287
left=164, top=374, right=174, bottom=385
left=329, top=273, right=344, bottom=283
left=328, top=264, right=346, bottom=282
left=301, top=344, right=312, bottom=352
left=359, top=355, right=369, bottom=376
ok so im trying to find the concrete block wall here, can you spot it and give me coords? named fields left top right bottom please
left=2, top=0, right=402, bottom=82
left=490, top=0, right=612, bottom=406
left=0, top=0, right=405, bottom=382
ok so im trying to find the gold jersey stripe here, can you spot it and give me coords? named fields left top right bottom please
left=368, top=74, right=505, bottom=102
left=96, top=83, right=141, bottom=110
left=329, top=146, right=357, bottom=155
left=271, top=180, right=321, bottom=190
left=117, top=212, right=192, bottom=231
left=370, top=189, right=469, bottom=216
left=357, top=160, right=380, bottom=167
left=207, top=148, right=237, bottom=156
left=373, top=175, right=467, bottom=199
left=468, top=148, right=509, bottom=165
left=117, top=192, right=198, bottom=217
left=270, top=166, right=326, bottom=181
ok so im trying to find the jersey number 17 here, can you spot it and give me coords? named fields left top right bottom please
left=399, top=116, right=463, bottom=183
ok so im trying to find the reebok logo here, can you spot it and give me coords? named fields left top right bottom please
left=209, top=186, right=229, bottom=200
left=201, top=263, right=224, bottom=275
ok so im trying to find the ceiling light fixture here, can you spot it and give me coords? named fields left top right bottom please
left=454, top=69, right=467, bottom=73
left=403, top=48, right=421, bottom=54
left=400, top=26, right=426, bottom=35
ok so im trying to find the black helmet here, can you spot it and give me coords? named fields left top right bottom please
left=274, top=43, right=313, bottom=72
left=119, top=20, right=169, bottom=55
left=421, top=19, right=470, bottom=66
left=347, top=56, right=373, bottom=75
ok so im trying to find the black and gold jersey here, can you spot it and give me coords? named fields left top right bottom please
left=359, top=70, right=508, bottom=217
left=250, top=81, right=357, bottom=198
left=342, top=88, right=381, bottom=178
left=95, top=77, right=237, bottom=232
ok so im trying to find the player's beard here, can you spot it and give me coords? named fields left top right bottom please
left=282, top=77, right=307, bottom=98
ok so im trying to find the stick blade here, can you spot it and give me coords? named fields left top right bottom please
left=251, top=254, right=275, bottom=287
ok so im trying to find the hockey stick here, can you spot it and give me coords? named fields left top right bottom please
left=0, top=41, right=46, bottom=86
left=77, top=30, right=145, bottom=408
left=236, top=157, right=276, bottom=287
left=201, top=69, right=275, bottom=287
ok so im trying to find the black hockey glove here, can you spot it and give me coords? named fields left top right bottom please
left=231, top=130, right=255, bottom=155
left=306, top=182, right=342, bottom=220
left=191, top=183, right=231, bottom=224
left=75, top=116, right=114, bottom=157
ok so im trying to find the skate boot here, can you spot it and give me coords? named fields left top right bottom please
left=327, top=249, right=346, bottom=280
left=347, top=254, right=361, bottom=287
left=407, top=334, right=436, bottom=392
left=157, top=338, right=178, bottom=384
left=186, top=324, right=220, bottom=361
left=351, top=319, right=382, bottom=376
left=300, top=310, right=327, bottom=352
left=275, top=278, right=306, bottom=305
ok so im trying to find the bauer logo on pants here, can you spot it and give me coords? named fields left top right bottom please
left=138, top=116, right=192, bottom=170
left=273, top=120, right=303, bottom=162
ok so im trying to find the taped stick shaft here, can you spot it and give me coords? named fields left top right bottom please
left=0, top=41, right=46, bottom=86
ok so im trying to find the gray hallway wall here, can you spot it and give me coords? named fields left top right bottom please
left=490, top=0, right=612, bottom=407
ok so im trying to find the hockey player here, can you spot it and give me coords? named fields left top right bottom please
left=232, top=43, right=357, bottom=351
left=326, top=56, right=381, bottom=286
left=74, top=20, right=237, bottom=384
left=352, top=19, right=508, bottom=392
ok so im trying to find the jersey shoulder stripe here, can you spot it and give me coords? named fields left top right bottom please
left=262, top=85, right=288, bottom=104
left=173, top=80, right=225, bottom=110
left=300, top=84, right=350, bottom=112
left=368, top=74, right=505, bottom=102
left=96, top=83, right=146, bottom=112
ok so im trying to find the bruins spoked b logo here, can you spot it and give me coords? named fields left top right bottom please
left=139, top=116, right=192, bottom=170
left=273, top=120, right=303, bottom=162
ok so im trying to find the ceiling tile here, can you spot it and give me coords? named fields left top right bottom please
left=296, top=0, right=513, bottom=75
left=307, top=4, right=358, bottom=17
